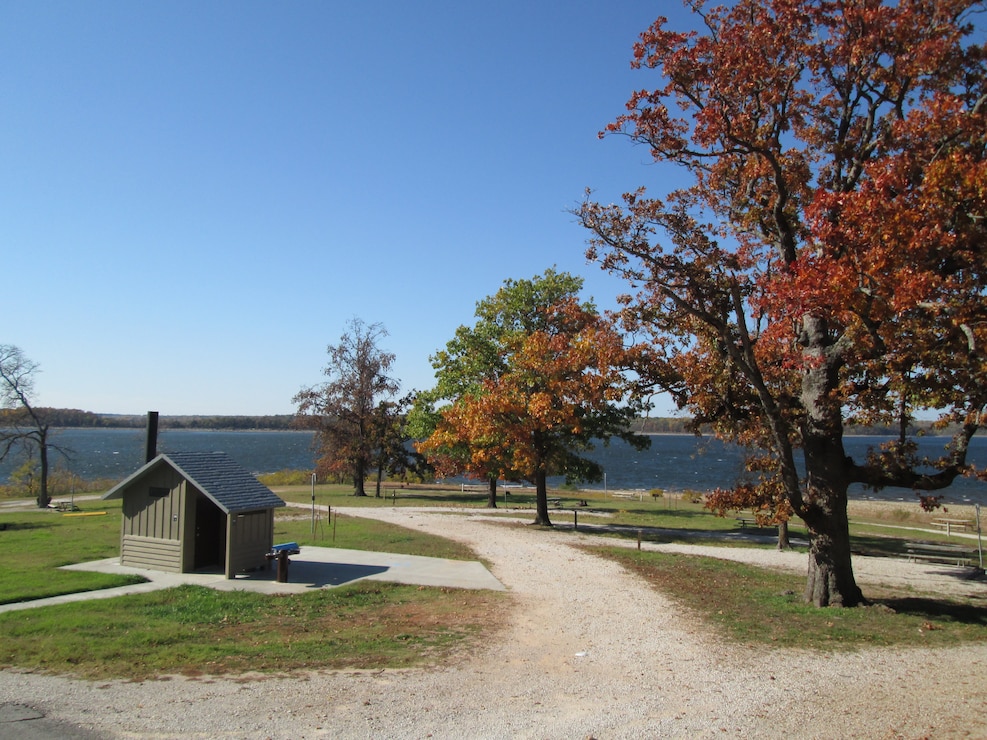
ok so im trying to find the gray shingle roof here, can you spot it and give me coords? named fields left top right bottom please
left=104, top=451, right=285, bottom=514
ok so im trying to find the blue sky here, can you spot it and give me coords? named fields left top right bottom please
left=2, top=1, right=692, bottom=416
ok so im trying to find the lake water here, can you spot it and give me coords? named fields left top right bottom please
left=2, top=428, right=986, bottom=506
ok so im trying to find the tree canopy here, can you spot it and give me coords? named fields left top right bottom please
left=293, top=319, right=400, bottom=496
left=578, top=0, right=986, bottom=606
left=416, top=269, right=650, bottom=525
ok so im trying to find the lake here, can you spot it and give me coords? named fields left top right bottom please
left=2, top=428, right=986, bottom=506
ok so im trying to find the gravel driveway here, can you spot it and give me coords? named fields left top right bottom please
left=1, top=506, right=985, bottom=739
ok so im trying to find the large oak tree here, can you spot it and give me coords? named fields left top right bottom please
left=579, top=0, right=986, bottom=606
left=416, top=270, right=650, bottom=525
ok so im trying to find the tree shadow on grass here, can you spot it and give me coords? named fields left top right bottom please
left=0, top=520, right=50, bottom=532
left=875, top=596, right=987, bottom=626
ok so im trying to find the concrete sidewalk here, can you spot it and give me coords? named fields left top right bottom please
left=0, top=546, right=504, bottom=614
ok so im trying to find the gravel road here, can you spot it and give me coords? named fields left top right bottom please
left=1, top=506, right=985, bottom=739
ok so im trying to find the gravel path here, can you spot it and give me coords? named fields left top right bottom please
left=2, top=507, right=986, bottom=739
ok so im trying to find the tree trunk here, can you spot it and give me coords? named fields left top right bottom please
left=353, top=463, right=367, bottom=496
left=36, top=440, right=50, bottom=509
left=776, top=519, right=791, bottom=550
left=802, top=502, right=863, bottom=607
left=795, top=317, right=863, bottom=607
left=531, top=469, right=552, bottom=526
left=487, top=477, right=498, bottom=509
left=799, top=434, right=864, bottom=606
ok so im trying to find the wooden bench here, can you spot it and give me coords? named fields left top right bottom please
left=931, top=518, right=973, bottom=536
left=548, top=497, right=563, bottom=508
left=905, top=541, right=977, bottom=567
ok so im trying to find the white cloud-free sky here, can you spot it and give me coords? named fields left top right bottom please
left=2, top=1, right=695, bottom=416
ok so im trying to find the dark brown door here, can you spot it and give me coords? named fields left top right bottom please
left=194, top=496, right=226, bottom=571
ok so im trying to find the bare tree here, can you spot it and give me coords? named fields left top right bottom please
left=0, top=345, right=58, bottom=508
left=293, top=319, right=400, bottom=496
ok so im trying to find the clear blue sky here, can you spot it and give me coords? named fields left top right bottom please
left=3, top=1, right=692, bottom=416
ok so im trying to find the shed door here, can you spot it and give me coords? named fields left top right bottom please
left=193, top=496, right=226, bottom=571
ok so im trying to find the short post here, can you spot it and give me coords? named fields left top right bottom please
left=976, top=504, right=983, bottom=570
left=276, top=549, right=290, bottom=583
left=637, top=529, right=642, bottom=550
left=574, top=509, right=578, bottom=531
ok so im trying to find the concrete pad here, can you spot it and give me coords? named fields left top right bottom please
left=226, top=546, right=507, bottom=594
left=0, top=547, right=504, bottom=613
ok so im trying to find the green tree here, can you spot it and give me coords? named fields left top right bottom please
left=417, top=269, right=650, bottom=525
left=293, top=319, right=401, bottom=496
left=578, top=0, right=986, bottom=605
left=369, top=394, right=425, bottom=496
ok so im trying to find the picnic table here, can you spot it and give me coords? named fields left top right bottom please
left=736, top=517, right=778, bottom=530
left=931, top=518, right=973, bottom=536
left=48, top=501, right=80, bottom=512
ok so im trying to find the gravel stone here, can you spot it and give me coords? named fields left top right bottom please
left=1, top=505, right=985, bottom=739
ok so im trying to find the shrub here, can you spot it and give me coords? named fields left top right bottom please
left=680, top=489, right=704, bottom=504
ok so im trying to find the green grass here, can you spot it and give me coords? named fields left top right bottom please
left=0, top=501, right=147, bottom=604
left=596, top=546, right=987, bottom=650
left=0, top=582, right=501, bottom=680
left=0, top=498, right=506, bottom=680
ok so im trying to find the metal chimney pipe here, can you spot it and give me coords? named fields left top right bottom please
left=145, top=411, right=159, bottom=463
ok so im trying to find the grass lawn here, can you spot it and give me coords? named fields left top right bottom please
left=0, top=582, right=502, bottom=680
left=597, top=547, right=987, bottom=650
left=0, top=501, right=146, bottom=604
left=0, top=500, right=506, bottom=680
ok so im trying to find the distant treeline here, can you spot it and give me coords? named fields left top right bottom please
left=0, top=408, right=296, bottom=430
left=0, top=408, right=969, bottom=436
left=630, top=416, right=967, bottom=436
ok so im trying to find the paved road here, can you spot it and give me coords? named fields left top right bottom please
left=0, top=703, right=105, bottom=739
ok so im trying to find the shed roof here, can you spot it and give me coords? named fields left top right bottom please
left=103, top=451, right=285, bottom=514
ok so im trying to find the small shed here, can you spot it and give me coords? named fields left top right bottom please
left=103, top=451, right=286, bottom=579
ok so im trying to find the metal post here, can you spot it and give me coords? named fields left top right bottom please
left=311, top=473, right=316, bottom=535
left=976, top=504, right=983, bottom=570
